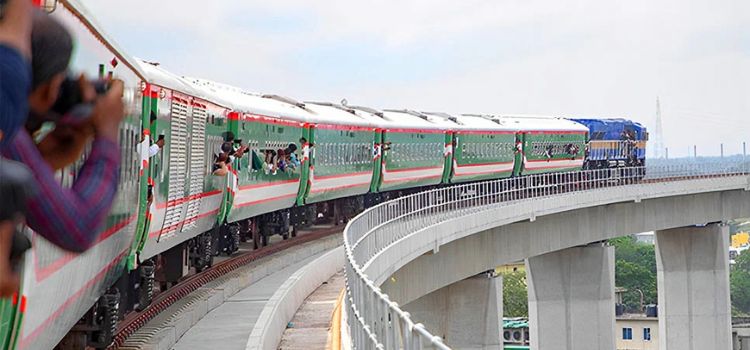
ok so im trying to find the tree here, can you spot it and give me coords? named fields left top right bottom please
left=502, top=270, right=528, bottom=317
left=609, top=236, right=658, bottom=312
left=731, top=250, right=750, bottom=315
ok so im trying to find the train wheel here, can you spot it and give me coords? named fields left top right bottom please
left=136, top=260, right=155, bottom=311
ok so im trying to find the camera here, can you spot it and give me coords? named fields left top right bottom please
left=52, top=77, right=109, bottom=119
left=0, top=158, right=35, bottom=268
left=26, top=77, right=109, bottom=133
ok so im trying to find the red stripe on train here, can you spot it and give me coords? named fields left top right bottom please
left=20, top=250, right=129, bottom=349
left=34, top=214, right=136, bottom=282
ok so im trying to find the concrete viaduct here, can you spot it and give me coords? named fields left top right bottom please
left=344, top=162, right=750, bottom=350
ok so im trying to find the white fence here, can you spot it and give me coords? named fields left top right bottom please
left=343, top=158, right=750, bottom=350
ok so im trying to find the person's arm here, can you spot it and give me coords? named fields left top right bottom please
left=149, top=144, right=160, bottom=157
left=0, top=222, right=19, bottom=297
left=2, top=131, right=120, bottom=252
left=0, top=0, right=32, bottom=144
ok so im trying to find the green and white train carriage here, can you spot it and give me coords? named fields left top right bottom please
left=493, top=115, right=589, bottom=175
left=301, top=102, right=381, bottom=204
left=376, top=110, right=454, bottom=192
left=427, top=113, right=522, bottom=183
left=133, top=62, right=230, bottom=262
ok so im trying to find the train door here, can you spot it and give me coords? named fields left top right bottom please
left=514, top=132, right=525, bottom=176
left=181, top=102, right=207, bottom=233
left=369, top=129, right=384, bottom=192
left=160, top=96, right=190, bottom=239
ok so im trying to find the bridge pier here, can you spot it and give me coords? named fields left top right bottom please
left=402, top=274, right=503, bottom=350
left=526, top=244, right=616, bottom=350
left=656, top=224, right=731, bottom=350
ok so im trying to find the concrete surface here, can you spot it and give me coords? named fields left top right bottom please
left=171, top=252, right=327, bottom=350
left=656, top=224, right=732, bottom=350
left=526, top=245, right=615, bottom=350
left=120, top=234, right=342, bottom=350
left=279, top=270, right=345, bottom=350
left=245, top=247, right=344, bottom=350
left=403, top=274, right=503, bottom=350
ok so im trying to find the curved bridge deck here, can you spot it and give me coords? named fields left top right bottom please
left=343, top=161, right=750, bottom=349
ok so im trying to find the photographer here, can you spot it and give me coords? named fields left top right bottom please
left=1, top=11, right=125, bottom=253
left=0, top=0, right=32, bottom=297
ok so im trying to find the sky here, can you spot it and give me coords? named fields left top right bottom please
left=79, top=0, right=749, bottom=157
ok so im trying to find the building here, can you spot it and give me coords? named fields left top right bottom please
left=634, top=232, right=655, bottom=245
left=616, top=314, right=659, bottom=350
left=732, top=232, right=750, bottom=248
left=503, top=318, right=529, bottom=349
left=496, top=261, right=525, bottom=275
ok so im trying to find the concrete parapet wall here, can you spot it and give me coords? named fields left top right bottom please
left=246, top=246, right=345, bottom=350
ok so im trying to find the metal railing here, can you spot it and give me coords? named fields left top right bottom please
left=343, top=157, right=750, bottom=350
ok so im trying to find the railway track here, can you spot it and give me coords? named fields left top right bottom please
left=108, top=225, right=343, bottom=349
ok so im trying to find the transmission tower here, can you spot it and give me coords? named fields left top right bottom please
left=653, top=97, right=664, bottom=158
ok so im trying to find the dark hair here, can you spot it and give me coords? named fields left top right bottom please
left=31, top=10, right=73, bottom=89
left=287, top=143, right=298, bottom=152
left=222, top=131, right=235, bottom=142
left=221, top=142, right=233, bottom=154
left=157, top=135, right=165, bottom=141
left=299, top=137, right=307, bottom=144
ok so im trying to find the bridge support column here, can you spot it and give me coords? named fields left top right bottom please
left=402, top=273, right=503, bottom=350
left=656, top=224, right=731, bottom=350
left=526, top=244, right=615, bottom=350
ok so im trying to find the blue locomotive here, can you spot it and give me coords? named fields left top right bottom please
left=569, top=118, right=648, bottom=169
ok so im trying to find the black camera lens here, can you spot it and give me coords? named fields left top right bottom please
left=52, top=77, right=108, bottom=116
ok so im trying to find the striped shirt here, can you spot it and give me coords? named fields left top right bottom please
left=0, top=44, right=30, bottom=146
left=1, top=131, right=120, bottom=252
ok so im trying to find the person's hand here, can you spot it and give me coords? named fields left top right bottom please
left=90, top=79, right=125, bottom=142
left=37, top=76, right=98, bottom=170
left=0, top=221, right=19, bottom=297
left=37, top=124, right=94, bottom=170
left=235, top=145, right=247, bottom=158
left=0, top=0, right=32, bottom=58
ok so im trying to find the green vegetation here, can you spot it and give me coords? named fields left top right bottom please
left=502, top=270, right=529, bottom=318
left=731, top=248, right=750, bottom=315
left=609, top=236, right=657, bottom=312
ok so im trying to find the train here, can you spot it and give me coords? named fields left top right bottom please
left=0, top=1, right=648, bottom=349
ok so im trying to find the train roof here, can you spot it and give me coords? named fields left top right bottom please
left=471, top=114, right=589, bottom=133
left=302, top=102, right=379, bottom=128
left=64, top=0, right=148, bottom=82
left=567, top=117, right=647, bottom=139
left=136, top=60, right=212, bottom=101
left=568, top=118, right=646, bottom=130
left=432, top=113, right=518, bottom=132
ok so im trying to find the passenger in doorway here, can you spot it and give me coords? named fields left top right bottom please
left=285, top=143, right=300, bottom=169
left=263, top=150, right=277, bottom=175
left=0, top=11, right=126, bottom=253
left=212, top=153, right=229, bottom=176
left=277, top=149, right=288, bottom=172
left=544, top=144, right=554, bottom=160
left=148, top=134, right=165, bottom=157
